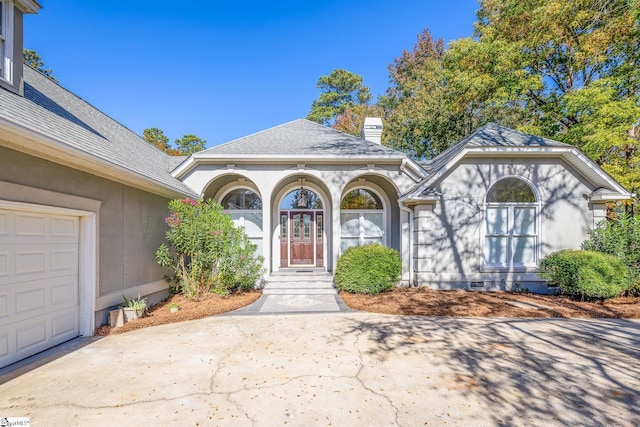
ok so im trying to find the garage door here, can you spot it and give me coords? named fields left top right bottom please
left=0, top=207, right=80, bottom=369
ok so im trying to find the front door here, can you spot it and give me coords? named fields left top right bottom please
left=290, top=211, right=314, bottom=265
left=280, top=210, right=324, bottom=267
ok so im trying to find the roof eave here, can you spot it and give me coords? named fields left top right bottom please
left=412, top=146, right=631, bottom=198
left=0, top=118, right=195, bottom=199
left=15, top=0, right=41, bottom=14
left=171, top=153, right=408, bottom=179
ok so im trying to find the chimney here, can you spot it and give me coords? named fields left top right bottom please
left=362, top=117, right=383, bottom=144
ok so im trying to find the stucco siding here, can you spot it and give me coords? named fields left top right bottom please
left=183, top=161, right=417, bottom=276
left=414, top=157, right=598, bottom=291
left=0, top=146, right=171, bottom=299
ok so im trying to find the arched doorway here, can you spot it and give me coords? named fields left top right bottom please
left=279, top=188, right=324, bottom=267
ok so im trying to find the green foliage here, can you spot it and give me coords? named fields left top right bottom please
left=143, top=128, right=206, bottom=156
left=174, top=134, right=206, bottom=155
left=539, top=250, right=630, bottom=300
left=307, top=69, right=372, bottom=130
left=469, top=0, right=640, bottom=195
left=334, top=244, right=401, bottom=294
left=583, top=213, right=640, bottom=295
left=155, top=198, right=264, bottom=299
left=379, top=1, right=639, bottom=189
left=381, top=29, right=454, bottom=158
left=122, top=294, right=147, bottom=315
left=23, top=49, right=57, bottom=82
left=143, top=127, right=172, bottom=153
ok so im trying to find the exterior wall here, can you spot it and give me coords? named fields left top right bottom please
left=414, top=157, right=599, bottom=293
left=0, top=146, right=172, bottom=325
left=181, top=161, right=419, bottom=282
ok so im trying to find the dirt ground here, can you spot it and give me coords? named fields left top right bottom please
left=96, top=288, right=640, bottom=336
left=340, top=288, right=640, bottom=319
left=95, top=291, right=261, bottom=336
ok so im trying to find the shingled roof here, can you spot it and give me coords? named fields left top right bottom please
left=199, top=119, right=407, bottom=159
left=420, top=122, right=571, bottom=175
left=0, top=65, right=195, bottom=196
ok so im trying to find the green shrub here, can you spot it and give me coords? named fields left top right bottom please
left=335, top=244, right=401, bottom=294
left=539, top=250, right=630, bottom=300
left=582, top=213, right=640, bottom=296
left=155, top=198, right=264, bottom=299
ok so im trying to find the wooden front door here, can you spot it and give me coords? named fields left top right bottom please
left=280, top=210, right=324, bottom=267
left=290, top=211, right=314, bottom=265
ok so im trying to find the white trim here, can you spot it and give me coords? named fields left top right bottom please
left=14, top=0, right=41, bottom=14
left=0, top=199, right=97, bottom=338
left=339, top=186, right=388, bottom=255
left=172, top=154, right=407, bottom=179
left=0, top=119, right=194, bottom=199
left=277, top=186, right=326, bottom=268
left=0, top=0, right=14, bottom=85
left=411, top=146, right=632, bottom=200
left=398, top=203, right=414, bottom=285
left=481, top=177, right=541, bottom=270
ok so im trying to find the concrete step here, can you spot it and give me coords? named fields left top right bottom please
left=263, top=272, right=337, bottom=295
left=268, top=273, right=333, bottom=283
left=265, top=280, right=335, bottom=289
left=263, top=288, right=338, bottom=295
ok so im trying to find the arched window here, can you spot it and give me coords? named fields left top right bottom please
left=340, top=189, right=385, bottom=253
left=484, top=178, right=538, bottom=268
left=221, top=189, right=263, bottom=255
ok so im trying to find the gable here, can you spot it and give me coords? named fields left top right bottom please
left=405, top=124, right=631, bottom=203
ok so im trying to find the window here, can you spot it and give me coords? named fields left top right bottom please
left=221, top=189, right=263, bottom=255
left=340, top=189, right=385, bottom=253
left=484, top=178, right=538, bottom=268
left=0, top=0, right=13, bottom=84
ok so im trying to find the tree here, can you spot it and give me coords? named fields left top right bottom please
left=307, top=69, right=372, bottom=129
left=143, top=127, right=170, bottom=151
left=333, top=104, right=385, bottom=138
left=455, top=0, right=640, bottom=201
left=23, top=49, right=57, bottom=82
left=380, top=29, right=459, bottom=158
left=175, top=134, right=206, bottom=155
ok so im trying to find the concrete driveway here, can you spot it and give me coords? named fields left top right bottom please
left=1, top=313, right=639, bottom=426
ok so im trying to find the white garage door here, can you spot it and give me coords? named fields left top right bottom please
left=0, top=207, right=80, bottom=369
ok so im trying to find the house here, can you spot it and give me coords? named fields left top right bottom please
left=0, top=1, right=632, bottom=368
left=174, top=119, right=631, bottom=293
left=0, top=0, right=196, bottom=368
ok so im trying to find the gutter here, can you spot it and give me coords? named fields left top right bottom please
left=0, top=118, right=196, bottom=199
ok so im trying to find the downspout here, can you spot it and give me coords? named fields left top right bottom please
left=398, top=202, right=415, bottom=287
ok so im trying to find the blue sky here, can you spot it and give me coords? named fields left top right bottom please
left=24, top=1, right=479, bottom=148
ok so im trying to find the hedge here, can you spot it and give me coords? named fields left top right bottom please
left=539, top=250, right=630, bottom=300
left=334, top=244, right=401, bottom=294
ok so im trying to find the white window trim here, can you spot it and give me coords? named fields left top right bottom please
left=339, top=187, right=387, bottom=255
left=0, top=0, right=14, bottom=84
left=481, top=177, right=541, bottom=271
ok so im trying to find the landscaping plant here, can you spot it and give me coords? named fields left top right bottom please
left=335, top=244, right=401, bottom=294
left=539, top=250, right=630, bottom=300
left=155, top=198, right=264, bottom=299
left=582, top=213, right=640, bottom=296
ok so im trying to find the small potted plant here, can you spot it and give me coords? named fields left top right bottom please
left=122, top=295, right=147, bottom=322
left=168, top=302, right=180, bottom=313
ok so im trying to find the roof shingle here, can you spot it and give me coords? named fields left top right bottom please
left=200, top=119, right=406, bottom=159
left=0, top=66, right=195, bottom=195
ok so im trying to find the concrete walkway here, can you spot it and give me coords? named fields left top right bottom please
left=232, top=271, right=352, bottom=315
left=1, top=313, right=639, bottom=426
